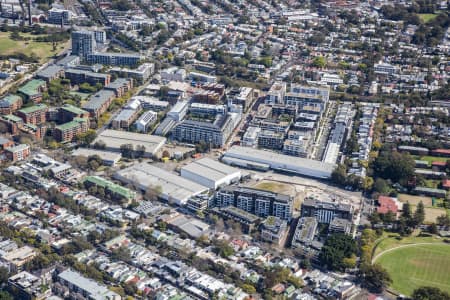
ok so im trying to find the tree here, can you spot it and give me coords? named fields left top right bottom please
left=402, top=201, right=412, bottom=221
left=331, top=164, right=348, bottom=186
left=373, top=150, right=415, bottom=183
left=120, top=144, right=134, bottom=158
left=373, top=178, right=390, bottom=194
left=312, top=56, right=326, bottom=68
left=162, top=150, right=170, bottom=158
left=144, top=185, right=162, bottom=201
left=111, top=246, right=131, bottom=263
left=135, top=145, right=146, bottom=158
left=319, top=234, right=358, bottom=271
left=429, top=223, right=438, bottom=234
left=437, top=214, right=450, bottom=227
left=0, top=266, right=9, bottom=285
left=0, top=291, right=13, bottom=300
left=240, top=283, right=256, bottom=294
left=359, top=263, right=392, bottom=293
left=412, top=287, right=450, bottom=300
left=413, top=201, right=426, bottom=227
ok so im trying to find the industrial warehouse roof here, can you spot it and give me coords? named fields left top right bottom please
left=223, top=146, right=335, bottom=179
left=181, top=157, right=241, bottom=182
left=92, top=129, right=166, bottom=155
left=114, top=164, right=208, bottom=205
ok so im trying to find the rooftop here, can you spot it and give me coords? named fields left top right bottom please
left=18, top=79, right=46, bottom=96
left=18, top=104, right=48, bottom=114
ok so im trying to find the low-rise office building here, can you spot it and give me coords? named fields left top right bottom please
left=135, top=110, right=157, bottom=132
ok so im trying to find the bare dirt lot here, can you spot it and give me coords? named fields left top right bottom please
left=398, top=194, right=433, bottom=207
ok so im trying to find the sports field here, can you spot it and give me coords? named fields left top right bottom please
left=376, top=243, right=450, bottom=296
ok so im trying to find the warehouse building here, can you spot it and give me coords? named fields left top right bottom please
left=222, top=146, right=335, bottom=179
left=72, top=148, right=122, bottom=166
left=180, top=158, right=241, bottom=189
left=92, top=129, right=166, bottom=157
left=114, top=164, right=209, bottom=205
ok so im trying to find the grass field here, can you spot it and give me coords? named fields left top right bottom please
left=377, top=244, right=450, bottom=296
left=373, top=233, right=443, bottom=257
left=419, top=13, right=438, bottom=23
left=254, top=181, right=295, bottom=195
left=414, top=155, right=448, bottom=164
left=0, top=32, right=68, bottom=62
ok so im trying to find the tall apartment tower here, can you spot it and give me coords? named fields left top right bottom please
left=71, top=30, right=96, bottom=60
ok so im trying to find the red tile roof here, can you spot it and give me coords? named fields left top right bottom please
left=432, top=161, right=447, bottom=167
left=377, top=196, right=399, bottom=214
left=443, top=179, right=450, bottom=189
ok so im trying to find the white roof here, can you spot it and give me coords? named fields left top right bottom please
left=114, top=164, right=208, bottom=205
left=93, top=129, right=166, bottom=155
left=181, top=158, right=241, bottom=182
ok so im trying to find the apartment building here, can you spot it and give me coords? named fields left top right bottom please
left=229, top=87, right=253, bottom=111
left=265, top=82, right=286, bottom=104
left=4, top=144, right=30, bottom=162
left=53, top=118, right=89, bottom=143
left=111, top=108, right=141, bottom=130
left=214, top=186, right=293, bottom=220
left=16, top=104, right=48, bottom=125
left=17, top=79, right=47, bottom=103
left=105, top=78, right=133, bottom=97
left=0, top=95, right=22, bottom=114
left=59, top=104, right=89, bottom=123
left=172, top=113, right=236, bottom=148
left=65, top=69, right=111, bottom=86
left=87, top=52, right=142, bottom=67
left=301, top=198, right=353, bottom=224
left=257, top=130, right=285, bottom=150
left=82, top=90, right=116, bottom=119
left=110, top=63, right=154, bottom=83
left=189, top=103, right=226, bottom=117
left=55, top=269, right=121, bottom=300
left=284, top=85, right=329, bottom=111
